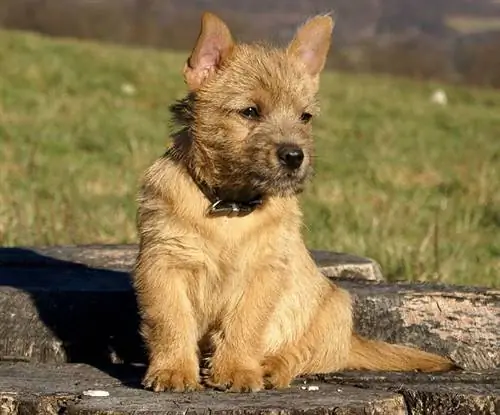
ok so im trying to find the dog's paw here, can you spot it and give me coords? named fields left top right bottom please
left=262, top=356, right=294, bottom=390
left=142, top=362, right=202, bottom=392
left=205, top=363, right=264, bottom=392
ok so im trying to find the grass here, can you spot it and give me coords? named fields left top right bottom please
left=1, top=29, right=499, bottom=288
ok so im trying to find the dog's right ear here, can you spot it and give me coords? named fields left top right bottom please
left=183, top=12, right=234, bottom=91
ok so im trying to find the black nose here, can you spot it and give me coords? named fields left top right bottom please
left=277, top=145, right=304, bottom=169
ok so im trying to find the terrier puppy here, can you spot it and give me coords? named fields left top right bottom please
left=132, top=11, right=456, bottom=393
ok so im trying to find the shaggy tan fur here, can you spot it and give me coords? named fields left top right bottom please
left=132, top=11, right=456, bottom=393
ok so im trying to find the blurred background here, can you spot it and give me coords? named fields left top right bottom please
left=1, top=0, right=499, bottom=287
left=3, top=0, right=500, bottom=86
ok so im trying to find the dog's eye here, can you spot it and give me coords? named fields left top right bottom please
left=240, top=107, right=260, bottom=120
left=300, top=112, right=313, bottom=123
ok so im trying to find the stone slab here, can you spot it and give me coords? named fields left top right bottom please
left=1, top=362, right=499, bottom=414
left=0, top=245, right=498, bottom=371
left=0, top=244, right=385, bottom=281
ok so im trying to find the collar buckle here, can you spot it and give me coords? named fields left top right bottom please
left=207, top=198, right=263, bottom=216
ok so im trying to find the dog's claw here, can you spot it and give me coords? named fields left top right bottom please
left=205, top=368, right=264, bottom=393
left=143, top=368, right=203, bottom=392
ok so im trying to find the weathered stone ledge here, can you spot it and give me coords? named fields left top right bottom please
left=1, top=244, right=498, bottom=370
left=0, top=244, right=499, bottom=414
left=0, top=244, right=385, bottom=281
left=0, top=362, right=498, bottom=414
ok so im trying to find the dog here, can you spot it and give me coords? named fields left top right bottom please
left=132, top=11, right=456, bottom=393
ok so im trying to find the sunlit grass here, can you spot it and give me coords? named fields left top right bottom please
left=1, top=29, right=499, bottom=287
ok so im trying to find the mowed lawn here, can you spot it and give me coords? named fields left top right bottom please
left=1, top=29, right=499, bottom=287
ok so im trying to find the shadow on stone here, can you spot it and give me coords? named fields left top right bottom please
left=0, top=247, right=147, bottom=386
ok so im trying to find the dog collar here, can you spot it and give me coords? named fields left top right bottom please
left=206, top=198, right=263, bottom=216
left=163, top=148, right=263, bottom=216
left=197, top=181, right=263, bottom=216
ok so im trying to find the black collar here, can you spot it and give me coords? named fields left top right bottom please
left=195, top=180, right=263, bottom=217
left=163, top=148, right=263, bottom=217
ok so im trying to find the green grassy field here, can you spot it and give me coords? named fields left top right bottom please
left=1, top=29, right=499, bottom=287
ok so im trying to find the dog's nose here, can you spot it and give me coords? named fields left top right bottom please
left=277, top=145, right=304, bottom=169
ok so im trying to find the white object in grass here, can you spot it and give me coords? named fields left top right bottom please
left=430, top=89, right=448, bottom=106
left=121, top=83, right=137, bottom=96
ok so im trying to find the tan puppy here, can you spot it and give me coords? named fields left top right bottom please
left=132, top=11, right=456, bottom=393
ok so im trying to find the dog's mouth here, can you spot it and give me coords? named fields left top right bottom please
left=248, top=165, right=311, bottom=197
left=275, top=169, right=311, bottom=195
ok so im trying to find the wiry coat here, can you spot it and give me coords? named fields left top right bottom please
left=132, top=12, right=456, bottom=393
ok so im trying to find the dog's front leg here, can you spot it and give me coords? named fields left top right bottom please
left=206, top=266, right=281, bottom=392
left=134, top=251, right=202, bottom=392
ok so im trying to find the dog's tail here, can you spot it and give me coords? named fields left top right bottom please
left=346, top=333, right=457, bottom=372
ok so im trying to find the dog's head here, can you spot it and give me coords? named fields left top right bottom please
left=171, top=12, right=333, bottom=200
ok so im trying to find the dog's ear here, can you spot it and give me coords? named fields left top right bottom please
left=287, top=15, right=334, bottom=77
left=183, top=12, right=234, bottom=91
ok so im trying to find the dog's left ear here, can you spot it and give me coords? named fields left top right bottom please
left=287, top=14, right=334, bottom=77
left=183, top=12, right=234, bottom=91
